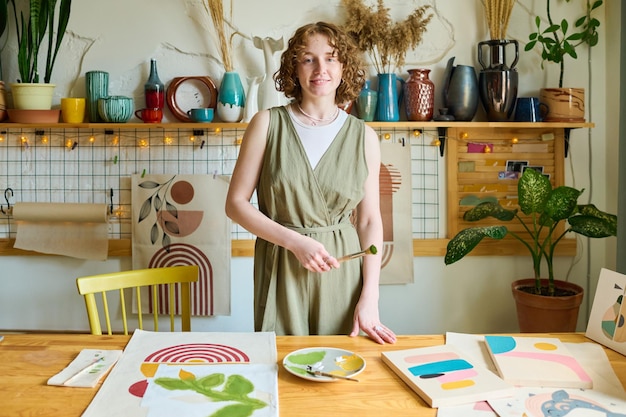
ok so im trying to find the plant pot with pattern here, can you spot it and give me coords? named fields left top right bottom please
left=524, top=0, right=603, bottom=122
left=445, top=168, right=617, bottom=332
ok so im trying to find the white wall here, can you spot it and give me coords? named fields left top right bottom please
left=0, top=0, right=616, bottom=334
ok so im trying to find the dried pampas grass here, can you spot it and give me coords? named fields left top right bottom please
left=342, top=0, right=432, bottom=74
left=483, top=0, right=516, bottom=40
left=207, top=0, right=234, bottom=72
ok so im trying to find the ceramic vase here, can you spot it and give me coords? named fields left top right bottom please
left=253, top=36, right=288, bottom=110
left=217, top=71, right=246, bottom=123
left=376, top=73, right=404, bottom=122
left=85, top=71, right=109, bottom=122
left=243, top=75, right=261, bottom=122
left=441, top=57, right=478, bottom=122
left=404, top=68, right=435, bottom=121
left=144, top=59, right=165, bottom=110
left=356, top=80, right=377, bottom=122
left=477, top=39, right=519, bottom=122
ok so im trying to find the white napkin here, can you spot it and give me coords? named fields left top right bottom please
left=47, top=349, right=123, bottom=388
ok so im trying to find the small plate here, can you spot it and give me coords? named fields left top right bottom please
left=282, top=347, right=365, bottom=382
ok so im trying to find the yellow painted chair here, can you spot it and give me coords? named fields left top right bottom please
left=76, top=265, right=199, bottom=335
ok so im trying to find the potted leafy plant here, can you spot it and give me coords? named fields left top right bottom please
left=444, top=168, right=616, bottom=332
left=524, top=0, right=603, bottom=122
left=8, top=0, right=72, bottom=110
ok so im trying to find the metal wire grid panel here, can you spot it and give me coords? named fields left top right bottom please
left=0, top=126, right=442, bottom=241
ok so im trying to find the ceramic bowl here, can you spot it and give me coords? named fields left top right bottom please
left=98, top=96, right=133, bottom=123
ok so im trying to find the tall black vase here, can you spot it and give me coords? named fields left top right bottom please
left=477, top=39, right=519, bottom=122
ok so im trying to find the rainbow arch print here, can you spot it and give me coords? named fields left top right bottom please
left=148, top=243, right=214, bottom=316
left=144, top=343, right=250, bottom=364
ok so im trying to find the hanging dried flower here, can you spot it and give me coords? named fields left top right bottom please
left=342, top=0, right=433, bottom=74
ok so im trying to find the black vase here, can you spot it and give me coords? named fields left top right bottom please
left=477, top=40, right=519, bottom=122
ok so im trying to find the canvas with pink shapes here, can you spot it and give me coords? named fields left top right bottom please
left=484, top=335, right=592, bottom=389
left=381, top=345, right=514, bottom=408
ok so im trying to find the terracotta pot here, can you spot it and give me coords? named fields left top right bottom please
left=539, top=87, right=585, bottom=122
left=511, top=278, right=584, bottom=333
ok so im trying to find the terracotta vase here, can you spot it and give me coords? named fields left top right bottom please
left=511, top=278, right=584, bottom=333
left=403, top=68, right=434, bottom=121
left=539, top=87, right=585, bottom=122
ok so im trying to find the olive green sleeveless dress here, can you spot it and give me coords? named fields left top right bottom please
left=254, top=106, right=369, bottom=335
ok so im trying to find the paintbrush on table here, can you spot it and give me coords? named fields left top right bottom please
left=306, top=366, right=359, bottom=382
left=336, top=244, right=377, bottom=263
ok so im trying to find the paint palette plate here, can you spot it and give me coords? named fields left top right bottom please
left=282, top=347, right=365, bottom=382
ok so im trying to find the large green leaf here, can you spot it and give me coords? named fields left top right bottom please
left=578, top=204, right=618, bottom=236
left=569, top=215, right=616, bottom=238
left=545, top=186, right=581, bottom=221
left=518, top=168, right=551, bottom=215
left=463, top=202, right=517, bottom=222
left=444, top=226, right=507, bottom=265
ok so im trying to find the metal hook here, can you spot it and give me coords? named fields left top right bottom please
left=1, top=188, right=13, bottom=215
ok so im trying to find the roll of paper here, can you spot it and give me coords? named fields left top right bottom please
left=13, top=202, right=109, bottom=260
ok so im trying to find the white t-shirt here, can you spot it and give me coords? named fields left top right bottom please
left=286, top=105, right=348, bottom=169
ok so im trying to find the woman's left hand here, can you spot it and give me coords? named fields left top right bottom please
left=350, top=301, right=397, bottom=344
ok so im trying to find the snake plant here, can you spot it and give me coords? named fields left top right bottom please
left=9, top=0, right=72, bottom=83
left=445, top=168, right=617, bottom=296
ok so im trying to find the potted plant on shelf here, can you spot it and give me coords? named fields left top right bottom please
left=8, top=0, right=72, bottom=110
left=524, top=0, right=603, bottom=122
left=444, top=168, right=616, bottom=332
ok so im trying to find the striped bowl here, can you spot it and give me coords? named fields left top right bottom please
left=98, top=96, right=134, bottom=123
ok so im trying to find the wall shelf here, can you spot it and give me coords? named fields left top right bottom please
left=0, top=121, right=591, bottom=258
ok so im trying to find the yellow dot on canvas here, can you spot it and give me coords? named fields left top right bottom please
left=534, top=342, right=558, bottom=351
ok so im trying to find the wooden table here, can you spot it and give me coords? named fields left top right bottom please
left=1, top=333, right=625, bottom=416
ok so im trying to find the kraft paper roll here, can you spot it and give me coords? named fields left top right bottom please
left=13, top=203, right=109, bottom=260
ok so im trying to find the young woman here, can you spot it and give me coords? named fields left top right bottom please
left=225, top=22, right=396, bottom=344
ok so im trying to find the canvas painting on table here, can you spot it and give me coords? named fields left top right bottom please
left=586, top=268, right=626, bottom=355
left=131, top=174, right=231, bottom=316
left=484, top=335, right=592, bottom=389
left=82, top=330, right=278, bottom=417
left=381, top=345, right=514, bottom=408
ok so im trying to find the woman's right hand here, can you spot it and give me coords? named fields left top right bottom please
left=290, top=236, right=339, bottom=273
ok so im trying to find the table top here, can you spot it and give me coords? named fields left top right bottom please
left=1, top=332, right=625, bottom=417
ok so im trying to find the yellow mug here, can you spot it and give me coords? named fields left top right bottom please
left=61, top=98, right=86, bottom=123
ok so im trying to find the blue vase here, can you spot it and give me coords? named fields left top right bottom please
left=217, top=71, right=246, bottom=122
left=85, top=71, right=109, bottom=122
left=357, top=80, right=377, bottom=122
left=376, top=73, right=404, bottom=122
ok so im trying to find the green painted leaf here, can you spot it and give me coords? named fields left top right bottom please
left=138, top=181, right=160, bottom=189
left=210, top=404, right=255, bottom=417
left=287, top=350, right=326, bottom=365
left=222, top=374, right=254, bottom=396
left=196, top=373, right=225, bottom=389
left=153, top=377, right=191, bottom=391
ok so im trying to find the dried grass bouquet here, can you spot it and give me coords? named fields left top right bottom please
left=206, top=0, right=235, bottom=72
left=483, top=0, right=516, bottom=40
left=342, top=0, right=433, bottom=74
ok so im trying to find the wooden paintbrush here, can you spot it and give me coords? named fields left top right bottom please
left=306, top=367, right=360, bottom=382
left=336, top=244, right=377, bottom=263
